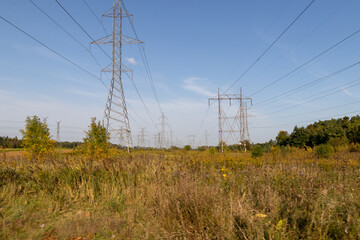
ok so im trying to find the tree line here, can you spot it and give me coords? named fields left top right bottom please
left=0, top=136, right=22, bottom=148
left=276, top=115, right=360, bottom=148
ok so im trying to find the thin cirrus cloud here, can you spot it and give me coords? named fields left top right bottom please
left=126, top=57, right=137, bottom=65
left=183, top=77, right=215, bottom=97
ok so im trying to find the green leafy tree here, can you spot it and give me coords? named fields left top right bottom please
left=276, top=131, right=290, bottom=146
left=289, top=126, right=309, bottom=148
left=183, top=145, right=192, bottom=151
left=252, top=145, right=264, bottom=158
left=20, top=116, right=55, bottom=160
left=82, top=117, right=111, bottom=160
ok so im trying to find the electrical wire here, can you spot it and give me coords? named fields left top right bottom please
left=224, top=0, right=316, bottom=94
left=55, top=0, right=112, bottom=61
left=121, top=0, right=163, bottom=114
left=0, top=15, right=103, bottom=84
left=250, top=26, right=360, bottom=97
left=82, top=0, right=108, bottom=35
left=262, top=76, right=360, bottom=116
left=55, top=0, right=159, bottom=131
left=256, top=99, right=360, bottom=121
left=220, top=0, right=294, bottom=89
left=253, top=61, right=360, bottom=108
left=27, top=0, right=109, bottom=88
left=253, top=109, right=360, bottom=129
left=123, top=71, right=159, bottom=131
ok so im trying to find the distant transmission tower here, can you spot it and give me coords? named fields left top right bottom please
left=92, top=0, right=142, bottom=147
left=187, top=135, right=195, bottom=148
left=204, top=130, right=209, bottom=147
left=139, top=127, right=146, bottom=147
left=209, top=88, right=252, bottom=152
left=158, top=113, right=171, bottom=148
left=56, top=121, right=61, bottom=142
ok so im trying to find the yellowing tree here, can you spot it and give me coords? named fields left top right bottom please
left=83, top=117, right=112, bottom=160
left=20, top=116, right=55, bottom=161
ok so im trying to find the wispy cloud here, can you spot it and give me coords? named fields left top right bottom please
left=64, top=89, right=102, bottom=98
left=0, top=76, right=18, bottom=82
left=126, top=57, right=137, bottom=65
left=342, top=88, right=360, bottom=100
left=183, top=77, right=215, bottom=97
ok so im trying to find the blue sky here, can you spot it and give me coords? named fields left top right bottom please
left=1, top=0, right=360, bottom=146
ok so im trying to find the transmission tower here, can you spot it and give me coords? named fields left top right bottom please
left=157, top=113, right=171, bottom=148
left=154, top=133, right=161, bottom=149
left=209, top=88, right=252, bottom=153
left=91, top=0, right=142, bottom=147
left=204, top=130, right=209, bottom=147
left=169, top=130, right=173, bottom=147
left=139, top=127, right=146, bottom=147
left=187, top=135, right=195, bottom=148
left=56, top=121, right=61, bottom=143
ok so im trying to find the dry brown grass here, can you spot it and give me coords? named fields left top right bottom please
left=0, top=148, right=360, bottom=239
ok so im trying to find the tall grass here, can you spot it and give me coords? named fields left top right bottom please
left=0, top=149, right=359, bottom=239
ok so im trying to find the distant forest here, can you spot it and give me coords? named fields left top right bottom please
left=276, top=115, right=360, bottom=147
left=0, top=136, right=82, bottom=149
left=2, top=115, right=359, bottom=149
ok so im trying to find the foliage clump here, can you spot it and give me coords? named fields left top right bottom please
left=82, top=117, right=112, bottom=160
left=20, top=116, right=55, bottom=161
left=251, top=145, right=263, bottom=158
left=315, top=144, right=334, bottom=158
left=209, top=146, right=216, bottom=154
left=183, top=145, right=191, bottom=151
left=275, top=116, right=360, bottom=149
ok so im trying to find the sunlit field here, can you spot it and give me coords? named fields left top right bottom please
left=1, top=148, right=360, bottom=239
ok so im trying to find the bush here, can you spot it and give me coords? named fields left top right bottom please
left=315, top=144, right=334, bottom=158
left=184, top=145, right=191, bottom=151
left=209, top=147, right=216, bottom=154
left=82, top=117, right=111, bottom=160
left=251, top=145, right=263, bottom=158
left=20, top=116, right=55, bottom=161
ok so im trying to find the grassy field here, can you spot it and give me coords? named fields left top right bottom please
left=1, top=148, right=360, bottom=239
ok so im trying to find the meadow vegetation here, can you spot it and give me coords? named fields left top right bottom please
left=1, top=115, right=360, bottom=239
left=1, top=146, right=360, bottom=239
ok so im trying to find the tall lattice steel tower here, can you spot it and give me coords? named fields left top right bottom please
left=209, top=88, right=252, bottom=152
left=92, top=0, right=142, bottom=147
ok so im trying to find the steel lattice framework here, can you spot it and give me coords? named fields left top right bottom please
left=91, top=0, right=142, bottom=147
left=209, top=88, right=252, bottom=152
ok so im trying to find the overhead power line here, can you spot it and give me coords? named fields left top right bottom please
left=82, top=0, right=108, bottom=35
left=123, top=71, right=159, bottom=131
left=121, top=0, right=163, bottom=114
left=55, top=0, right=159, bottom=132
left=250, top=26, right=360, bottom=97
left=256, top=99, right=360, bottom=121
left=220, top=0, right=294, bottom=89
left=253, top=109, right=360, bottom=129
left=261, top=73, right=360, bottom=116
left=27, top=0, right=108, bottom=87
left=55, top=0, right=112, bottom=61
left=253, top=61, right=360, bottom=108
left=224, top=0, right=316, bottom=94
left=0, top=15, right=102, bottom=83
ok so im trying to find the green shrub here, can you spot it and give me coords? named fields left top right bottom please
left=20, top=116, right=56, bottom=161
left=184, top=145, right=191, bottom=151
left=251, top=145, right=263, bottom=158
left=315, top=144, right=334, bottom=158
left=209, top=147, right=216, bottom=154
